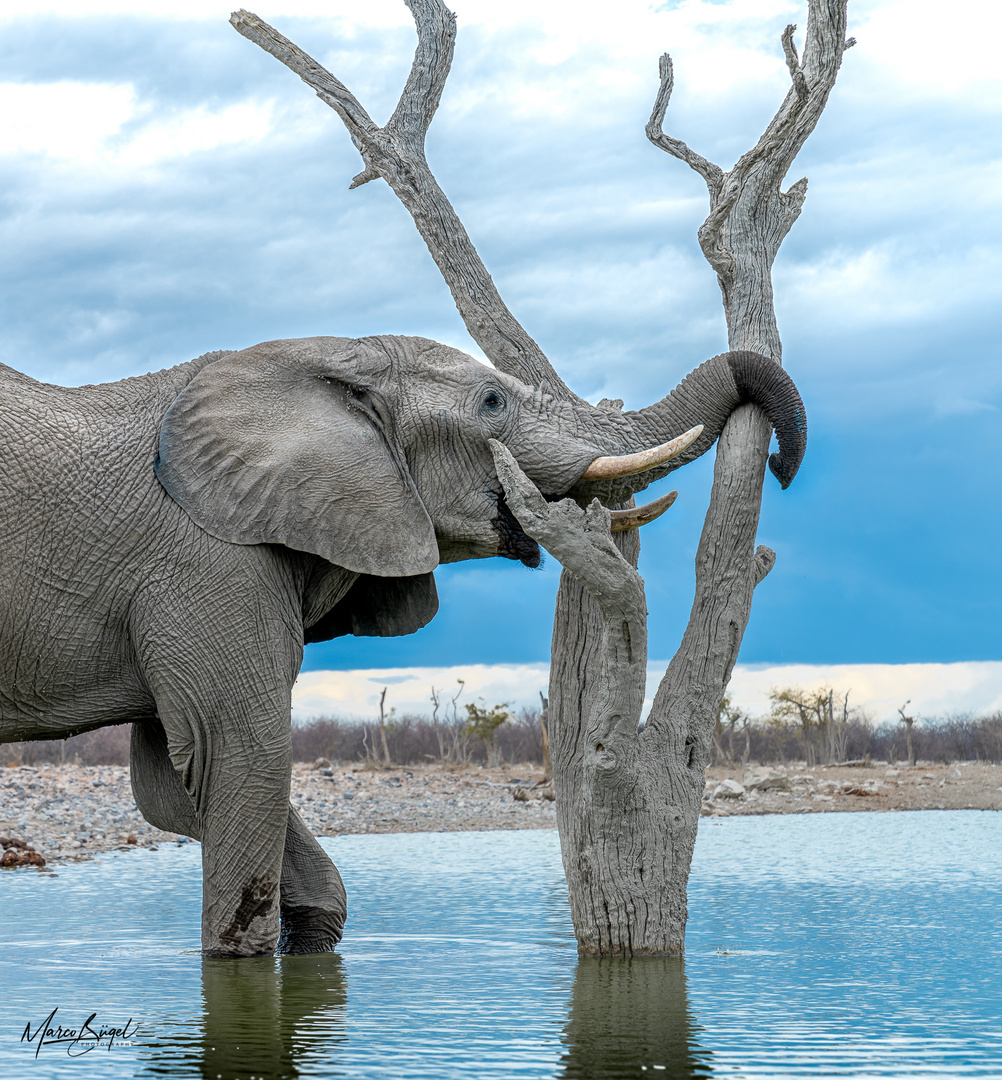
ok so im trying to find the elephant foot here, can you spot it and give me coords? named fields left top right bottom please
left=277, top=905, right=344, bottom=955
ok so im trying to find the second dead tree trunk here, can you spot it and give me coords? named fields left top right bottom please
left=233, top=0, right=851, bottom=955
left=536, top=692, right=552, bottom=788
left=378, top=686, right=392, bottom=766
left=544, top=2, right=853, bottom=955
left=898, top=700, right=916, bottom=766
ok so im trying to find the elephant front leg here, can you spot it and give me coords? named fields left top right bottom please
left=131, top=719, right=346, bottom=954
left=197, top=745, right=290, bottom=957
left=146, top=694, right=292, bottom=957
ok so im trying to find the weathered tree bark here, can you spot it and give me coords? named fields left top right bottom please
left=546, top=2, right=853, bottom=955
left=232, top=0, right=850, bottom=955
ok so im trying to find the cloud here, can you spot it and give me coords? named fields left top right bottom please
left=725, top=661, right=1002, bottom=723
left=292, top=663, right=550, bottom=723
left=1, top=0, right=1000, bottom=672
left=293, top=660, right=1002, bottom=725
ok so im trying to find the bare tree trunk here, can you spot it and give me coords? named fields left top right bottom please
left=899, top=702, right=915, bottom=766
left=377, top=686, right=391, bottom=766
left=233, top=0, right=850, bottom=955
left=430, top=687, right=446, bottom=761
left=536, top=692, right=552, bottom=786
left=548, top=1, right=852, bottom=954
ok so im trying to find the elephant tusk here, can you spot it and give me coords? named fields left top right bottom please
left=609, top=490, right=678, bottom=532
left=581, top=425, right=704, bottom=481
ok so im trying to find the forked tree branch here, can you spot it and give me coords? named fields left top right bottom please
left=231, top=3, right=581, bottom=401
left=647, top=5, right=854, bottom=282
left=386, top=0, right=457, bottom=147
left=645, top=54, right=723, bottom=202
left=645, top=0, right=851, bottom=747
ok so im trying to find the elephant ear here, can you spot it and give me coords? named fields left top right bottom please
left=154, top=339, right=439, bottom=578
left=304, top=572, right=439, bottom=643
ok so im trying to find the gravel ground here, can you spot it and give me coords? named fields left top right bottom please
left=1, top=759, right=999, bottom=869
left=703, top=760, right=1002, bottom=815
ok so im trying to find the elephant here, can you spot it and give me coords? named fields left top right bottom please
left=0, top=333, right=805, bottom=955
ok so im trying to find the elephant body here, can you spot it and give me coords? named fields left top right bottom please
left=0, top=333, right=806, bottom=955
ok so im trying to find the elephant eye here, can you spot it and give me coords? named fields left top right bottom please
left=481, top=391, right=505, bottom=415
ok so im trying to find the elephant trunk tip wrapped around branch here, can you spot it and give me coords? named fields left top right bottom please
left=724, top=350, right=807, bottom=489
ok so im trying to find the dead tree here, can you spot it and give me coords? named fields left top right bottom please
left=232, top=0, right=850, bottom=954
left=898, top=700, right=916, bottom=766
left=377, top=686, right=392, bottom=765
left=535, top=691, right=552, bottom=787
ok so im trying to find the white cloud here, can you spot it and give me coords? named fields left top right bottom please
left=0, top=82, right=274, bottom=170
left=723, top=661, right=1002, bottom=723
left=294, top=660, right=1002, bottom=725
left=851, top=0, right=1002, bottom=103
left=0, top=82, right=135, bottom=159
left=776, top=242, right=1002, bottom=334
left=115, top=101, right=275, bottom=168
left=293, top=663, right=549, bottom=723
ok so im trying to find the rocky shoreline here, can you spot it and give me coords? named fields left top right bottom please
left=1, top=759, right=999, bottom=870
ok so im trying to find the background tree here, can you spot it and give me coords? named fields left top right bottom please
left=898, top=700, right=916, bottom=766
left=463, top=701, right=510, bottom=768
left=714, top=694, right=751, bottom=767
left=377, top=687, right=394, bottom=766
left=769, top=685, right=854, bottom=765
left=232, top=0, right=851, bottom=954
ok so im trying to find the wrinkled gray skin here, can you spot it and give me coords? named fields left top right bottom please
left=0, top=333, right=805, bottom=956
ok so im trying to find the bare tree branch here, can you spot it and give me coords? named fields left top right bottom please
left=649, top=1, right=851, bottom=750
left=782, top=24, right=810, bottom=101
left=645, top=54, right=724, bottom=200
left=491, top=440, right=647, bottom=756
left=230, top=11, right=376, bottom=140
left=652, top=3, right=850, bottom=285
left=386, top=0, right=457, bottom=144
left=231, top=2, right=580, bottom=400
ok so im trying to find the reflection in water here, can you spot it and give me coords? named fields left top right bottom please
left=156, top=953, right=347, bottom=1080
left=5, top=820, right=1000, bottom=1079
left=560, top=958, right=712, bottom=1079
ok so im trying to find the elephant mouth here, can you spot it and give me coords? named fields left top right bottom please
left=491, top=494, right=541, bottom=569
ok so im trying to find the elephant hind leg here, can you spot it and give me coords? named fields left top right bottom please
left=279, top=808, right=347, bottom=955
left=130, top=720, right=345, bottom=954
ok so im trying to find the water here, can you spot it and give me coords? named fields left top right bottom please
left=1, top=811, right=1000, bottom=1078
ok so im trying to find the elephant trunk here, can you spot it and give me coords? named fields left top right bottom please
left=566, top=350, right=806, bottom=502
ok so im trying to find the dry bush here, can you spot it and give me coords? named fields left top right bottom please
left=3, top=710, right=999, bottom=768
left=291, top=709, right=544, bottom=767
left=717, top=713, right=1002, bottom=766
left=3, top=724, right=132, bottom=766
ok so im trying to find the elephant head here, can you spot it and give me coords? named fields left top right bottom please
left=154, top=333, right=804, bottom=638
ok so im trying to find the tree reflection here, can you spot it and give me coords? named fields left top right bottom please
left=199, top=952, right=347, bottom=1080
left=559, top=957, right=712, bottom=1079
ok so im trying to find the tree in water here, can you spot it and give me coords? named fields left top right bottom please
left=232, top=0, right=852, bottom=955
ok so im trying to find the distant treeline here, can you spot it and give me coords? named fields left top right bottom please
left=4, top=709, right=1002, bottom=768
left=713, top=713, right=1002, bottom=767
left=2, top=710, right=546, bottom=769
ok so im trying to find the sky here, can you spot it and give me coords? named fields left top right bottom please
left=1, top=0, right=1000, bottom=722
